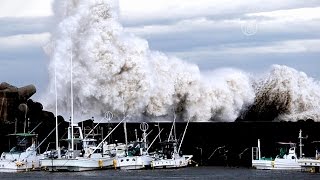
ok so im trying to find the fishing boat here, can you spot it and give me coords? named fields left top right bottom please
left=40, top=47, right=121, bottom=171
left=40, top=122, right=119, bottom=171
left=114, top=122, right=155, bottom=170
left=151, top=114, right=193, bottom=169
left=251, top=130, right=306, bottom=170
left=0, top=133, right=42, bottom=172
left=297, top=141, right=320, bottom=173
left=152, top=141, right=193, bottom=169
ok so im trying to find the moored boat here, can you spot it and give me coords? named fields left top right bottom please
left=251, top=130, right=306, bottom=170
left=0, top=133, right=42, bottom=172
left=114, top=122, right=154, bottom=170
left=40, top=123, right=115, bottom=171
left=151, top=115, right=193, bottom=169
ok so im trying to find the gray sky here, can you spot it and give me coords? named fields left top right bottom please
left=0, top=0, right=320, bottom=100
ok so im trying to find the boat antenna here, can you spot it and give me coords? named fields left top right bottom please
left=178, top=117, right=190, bottom=153
left=156, top=122, right=161, bottom=142
left=29, top=122, right=43, bottom=134
left=135, top=129, right=138, bottom=141
left=168, top=109, right=176, bottom=142
left=147, top=128, right=163, bottom=152
left=22, top=104, right=28, bottom=133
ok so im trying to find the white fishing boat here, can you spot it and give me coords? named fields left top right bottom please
left=251, top=130, right=306, bottom=170
left=0, top=133, right=42, bottom=172
left=114, top=122, right=154, bottom=170
left=40, top=123, right=115, bottom=171
left=152, top=141, right=193, bottom=169
left=40, top=48, right=121, bottom=171
left=151, top=114, right=193, bottom=169
left=297, top=141, right=320, bottom=173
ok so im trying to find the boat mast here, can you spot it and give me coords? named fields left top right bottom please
left=258, top=139, right=261, bottom=160
left=173, top=112, right=177, bottom=142
left=124, top=122, right=128, bottom=148
left=298, top=129, right=307, bottom=158
left=135, top=129, right=138, bottom=141
left=122, top=95, right=128, bottom=149
left=168, top=110, right=176, bottom=142
left=178, top=118, right=190, bottom=153
left=70, top=44, right=74, bottom=158
left=140, top=122, right=149, bottom=152
left=54, top=52, right=60, bottom=158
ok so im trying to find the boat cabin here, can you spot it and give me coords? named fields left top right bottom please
left=6, top=133, right=38, bottom=154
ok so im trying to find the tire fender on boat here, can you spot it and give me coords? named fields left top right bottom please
left=98, top=159, right=103, bottom=168
left=16, top=161, right=24, bottom=167
left=113, top=159, right=117, bottom=169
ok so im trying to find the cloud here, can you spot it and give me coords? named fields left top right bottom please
left=0, top=33, right=50, bottom=50
left=0, top=0, right=54, bottom=18
left=247, top=7, right=320, bottom=21
left=183, top=39, right=320, bottom=55
left=119, top=0, right=320, bottom=25
left=0, top=17, right=54, bottom=37
left=124, top=10, right=320, bottom=53
left=168, top=39, right=320, bottom=68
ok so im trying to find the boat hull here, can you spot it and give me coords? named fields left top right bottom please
left=152, top=155, right=193, bottom=169
left=0, top=151, right=42, bottom=172
left=115, top=156, right=154, bottom=170
left=0, top=160, right=40, bottom=172
left=40, top=157, right=114, bottom=172
left=252, top=159, right=301, bottom=170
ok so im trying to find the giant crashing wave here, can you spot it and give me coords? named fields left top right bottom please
left=241, top=65, right=320, bottom=122
left=41, top=0, right=320, bottom=123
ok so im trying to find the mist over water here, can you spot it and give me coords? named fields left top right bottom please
left=41, top=0, right=320, bottom=122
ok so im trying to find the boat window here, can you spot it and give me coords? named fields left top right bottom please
left=126, top=159, right=129, bottom=161
left=121, top=159, right=124, bottom=162
left=9, top=146, right=24, bottom=153
left=132, top=159, right=135, bottom=161
left=279, top=148, right=286, bottom=158
left=292, top=156, right=295, bottom=159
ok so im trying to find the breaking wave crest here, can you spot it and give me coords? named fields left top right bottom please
left=41, top=0, right=320, bottom=122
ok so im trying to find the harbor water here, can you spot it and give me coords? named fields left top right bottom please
left=0, top=166, right=319, bottom=179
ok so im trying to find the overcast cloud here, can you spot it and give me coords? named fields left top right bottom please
left=0, top=0, right=319, bottom=100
